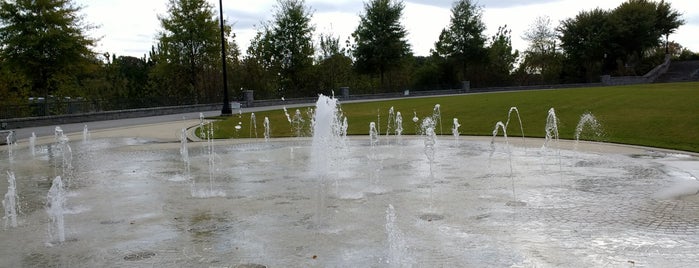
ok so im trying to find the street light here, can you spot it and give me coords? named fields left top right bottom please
left=219, top=0, right=232, bottom=115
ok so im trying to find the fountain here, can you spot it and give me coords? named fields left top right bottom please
left=542, top=108, right=560, bottom=151
left=53, top=128, right=73, bottom=183
left=395, top=112, right=404, bottom=141
left=433, top=104, right=443, bottom=135
left=283, top=106, right=292, bottom=127
left=452, top=118, right=461, bottom=140
left=0, top=96, right=698, bottom=267
left=263, top=117, right=270, bottom=142
left=291, top=109, right=302, bottom=137
left=180, top=128, right=190, bottom=176
left=505, top=107, right=526, bottom=148
left=250, top=113, right=258, bottom=138
left=29, top=132, right=36, bottom=157
left=191, top=122, right=225, bottom=198
left=5, top=131, right=15, bottom=162
left=46, top=176, right=66, bottom=244
left=310, top=94, right=346, bottom=228
left=369, top=122, right=379, bottom=148
left=412, top=111, right=419, bottom=134
left=82, top=125, right=90, bottom=143
left=490, top=121, right=519, bottom=205
left=385, top=204, right=414, bottom=267
left=542, top=107, right=561, bottom=170
left=234, top=122, right=243, bottom=137
left=574, top=112, right=604, bottom=149
left=3, top=171, right=18, bottom=229
left=386, top=107, right=395, bottom=137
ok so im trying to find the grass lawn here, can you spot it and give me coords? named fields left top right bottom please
left=208, top=82, right=699, bottom=153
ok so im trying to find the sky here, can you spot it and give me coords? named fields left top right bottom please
left=79, top=0, right=699, bottom=59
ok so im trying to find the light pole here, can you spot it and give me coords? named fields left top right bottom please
left=219, top=0, right=232, bottom=115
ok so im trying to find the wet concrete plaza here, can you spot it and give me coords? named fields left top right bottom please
left=1, top=120, right=698, bottom=267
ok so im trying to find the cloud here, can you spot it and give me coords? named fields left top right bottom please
left=80, top=0, right=699, bottom=58
left=226, top=9, right=266, bottom=30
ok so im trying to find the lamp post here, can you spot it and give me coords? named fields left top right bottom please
left=219, top=0, right=232, bottom=115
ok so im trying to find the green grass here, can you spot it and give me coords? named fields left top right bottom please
left=209, top=82, right=699, bottom=153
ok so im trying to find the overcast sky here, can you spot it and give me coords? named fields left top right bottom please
left=80, top=0, right=699, bottom=59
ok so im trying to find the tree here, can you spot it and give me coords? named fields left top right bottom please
left=315, top=33, right=352, bottom=93
left=608, top=0, right=682, bottom=74
left=434, top=0, right=487, bottom=84
left=521, top=16, right=561, bottom=84
left=485, top=25, right=519, bottom=86
left=0, top=0, right=97, bottom=114
left=155, top=0, right=225, bottom=104
left=558, top=8, right=612, bottom=82
left=352, top=0, right=411, bottom=92
left=100, top=54, right=154, bottom=109
left=655, top=0, right=684, bottom=54
left=266, top=0, right=315, bottom=97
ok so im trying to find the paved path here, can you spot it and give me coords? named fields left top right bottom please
left=8, top=102, right=325, bottom=141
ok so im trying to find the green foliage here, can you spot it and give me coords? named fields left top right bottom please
left=520, top=16, right=562, bottom=84
left=263, top=0, right=316, bottom=97
left=558, top=8, right=612, bottom=82
left=98, top=55, right=155, bottom=109
left=557, top=0, right=684, bottom=81
left=434, top=0, right=487, bottom=83
left=352, top=0, right=411, bottom=92
left=154, top=0, right=230, bottom=104
left=0, top=0, right=97, bottom=111
left=241, top=0, right=315, bottom=98
left=485, top=25, right=519, bottom=86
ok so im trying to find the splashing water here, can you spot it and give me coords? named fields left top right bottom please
left=386, top=107, right=395, bottom=137
left=192, top=122, right=225, bottom=198
left=395, top=112, right=403, bottom=140
left=422, top=117, right=437, bottom=209
left=422, top=117, right=436, bottom=163
left=250, top=113, right=258, bottom=138
left=263, top=117, right=271, bottom=142
left=542, top=108, right=561, bottom=170
left=385, top=204, right=414, bottom=267
left=370, top=122, right=379, bottom=148
left=490, top=121, right=516, bottom=201
left=433, top=104, right=443, bottom=135
left=29, top=132, right=36, bottom=157
left=180, top=128, right=190, bottom=176
left=5, top=131, right=15, bottom=162
left=412, top=111, right=419, bottom=134
left=47, top=176, right=66, bottom=244
left=542, top=108, right=559, bottom=150
left=3, top=171, right=18, bottom=229
left=82, top=125, right=90, bottom=143
left=234, top=122, right=242, bottom=138
left=505, top=107, right=526, bottom=148
left=292, top=109, right=305, bottom=137
left=310, top=94, right=347, bottom=228
left=432, top=104, right=444, bottom=135
left=340, top=117, right=348, bottom=138
left=283, top=106, right=292, bottom=125
left=311, top=94, right=346, bottom=176
left=55, top=129, right=73, bottom=183
left=54, top=126, right=63, bottom=140
left=574, top=112, right=604, bottom=149
left=452, top=118, right=461, bottom=140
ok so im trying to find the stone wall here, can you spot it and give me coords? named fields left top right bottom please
left=601, top=54, right=671, bottom=86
